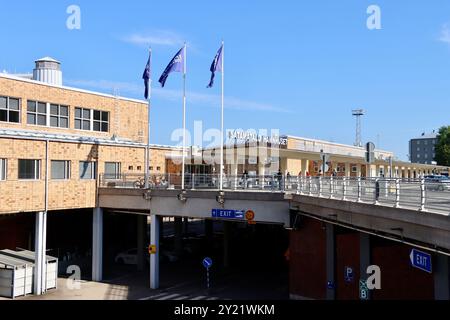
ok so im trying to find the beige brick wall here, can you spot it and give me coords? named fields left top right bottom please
left=0, top=138, right=170, bottom=215
left=0, top=76, right=148, bottom=143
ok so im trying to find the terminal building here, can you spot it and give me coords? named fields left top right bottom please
left=1, top=57, right=449, bottom=300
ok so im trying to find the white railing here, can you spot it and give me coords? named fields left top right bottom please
left=99, top=174, right=450, bottom=214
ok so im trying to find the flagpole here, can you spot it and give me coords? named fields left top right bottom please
left=182, top=43, right=187, bottom=190
left=145, top=48, right=152, bottom=189
left=220, top=41, right=225, bottom=191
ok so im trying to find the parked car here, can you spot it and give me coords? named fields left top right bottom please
left=114, top=247, right=181, bottom=265
left=424, top=175, right=450, bottom=191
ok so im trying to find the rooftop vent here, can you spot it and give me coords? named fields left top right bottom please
left=32, top=57, right=62, bottom=86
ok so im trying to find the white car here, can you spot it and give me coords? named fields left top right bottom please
left=115, top=248, right=141, bottom=265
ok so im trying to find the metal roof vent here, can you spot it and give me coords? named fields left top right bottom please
left=33, top=57, right=62, bottom=86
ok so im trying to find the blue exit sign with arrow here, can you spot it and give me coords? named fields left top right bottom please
left=410, top=249, right=432, bottom=273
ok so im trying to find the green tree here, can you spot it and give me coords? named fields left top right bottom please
left=435, top=126, right=450, bottom=166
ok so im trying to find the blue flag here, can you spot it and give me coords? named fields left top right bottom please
left=142, top=50, right=151, bottom=99
left=159, top=46, right=185, bottom=88
left=207, top=44, right=223, bottom=88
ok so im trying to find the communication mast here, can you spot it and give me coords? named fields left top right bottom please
left=352, top=109, right=365, bottom=147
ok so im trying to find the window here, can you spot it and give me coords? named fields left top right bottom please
left=417, top=154, right=421, bottom=159
left=50, top=104, right=69, bottom=128
left=79, top=161, right=97, bottom=180
left=425, top=154, right=428, bottom=159
left=417, top=141, right=421, bottom=145
left=417, top=147, right=420, bottom=152
left=157, top=167, right=161, bottom=171
left=75, top=107, right=91, bottom=130
left=0, top=96, right=20, bottom=123
left=137, top=166, right=142, bottom=171
left=424, top=140, right=428, bottom=145
left=93, top=110, right=109, bottom=132
left=0, top=159, right=6, bottom=180
left=149, top=166, right=154, bottom=171
left=51, top=161, right=70, bottom=180
left=128, top=166, right=133, bottom=171
left=27, top=101, right=47, bottom=126
left=352, top=166, right=358, bottom=173
left=18, top=159, right=40, bottom=180
left=75, top=107, right=109, bottom=132
left=105, top=162, right=121, bottom=179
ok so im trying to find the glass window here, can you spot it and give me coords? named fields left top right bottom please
left=79, top=161, right=97, bottom=180
left=75, top=107, right=91, bottom=131
left=105, top=162, right=121, bottom=179
left=0, top=159, right=6, bottom=181
left=18, top=159, right=40, bottom=180
left=27, top=101, right=47, bottom=126
left=51, top=160, right=70, bottom=180
left=93, top=110, right=109, bottom=133
left=0, top=96, right=20, bottom=123
left=49, top=104, right=69, bottom=128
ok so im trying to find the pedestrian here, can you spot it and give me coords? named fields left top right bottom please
left=277, top=169, right=283, bottom=190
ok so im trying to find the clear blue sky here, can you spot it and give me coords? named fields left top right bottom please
left=1, top=0, right=450, bottom=160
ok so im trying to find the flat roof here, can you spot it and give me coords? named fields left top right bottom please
left=0, top=128, right=178, bottom=150
left=0, top=73, right=147, bottom=105
left=0, top=253, right=31, bottom=268
left=1, top=249, right=57, bottom=263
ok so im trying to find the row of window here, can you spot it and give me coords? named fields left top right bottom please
left=416, top=153, right=436, bottom=159
left=0, top=95, right=109, bottom=133
left=0, top=159, right=120, bottom=181
left=415, top=140, right=436, bottom=146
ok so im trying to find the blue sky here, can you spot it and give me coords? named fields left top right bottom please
left=1, top=1, right=450, bottom=160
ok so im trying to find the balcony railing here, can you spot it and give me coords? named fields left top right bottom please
left=99, top=174, right=450, bottom=215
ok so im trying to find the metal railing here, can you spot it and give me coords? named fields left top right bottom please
left=99, top=174, right=450, bottom=214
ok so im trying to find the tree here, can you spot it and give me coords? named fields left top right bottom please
left=435, top=126, right=450, bottom=166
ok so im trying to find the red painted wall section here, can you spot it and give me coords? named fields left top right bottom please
left=336, top=232, right=361, bottom=300
left=289, top=217, right=327, bottom=300
left=371, top=240, right=434, bottom=300
left=0, top=214, right=34, bottom=250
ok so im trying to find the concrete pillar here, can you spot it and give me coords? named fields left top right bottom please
left=360, top=233, right=371, bottom=300
left=326, top=224, right=336, bottom=300
left=356, top=164, right=362, bottom=177
left=137, top=215, right=146, bottom=272
left=223, top=221, right=231, bottom=268
left=184, top=217, right=189, bottom=234
left=205, top=220, right=214, bottom=253
left=301, top=159, right=309, bottom=176
left=34, top=211, right=47, bottom=295
left=434, top=254, right=450, bottom=300
left=345, top=163, right=351, bottom=177
left=150, top=215, right=160, bottom=289
left=92, top=207, right=103, bottom=282
left=174, top=217, right=183, bottom=256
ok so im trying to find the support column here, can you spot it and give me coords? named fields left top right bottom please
left=345, top=163, right=351, bottom=177
left=205, top=219, right=214, bottom=250
left=183, top=217, right=189, bottom=234
left=150, top=215, right=160, bottom=289
left=326, top=224, right=336, bottom=300
left=92, top=207, right=103, bottom=282
left=174, top=217, right=183, bottom=256
left=434, top=254, right=450, bottom=300
left=34, top=211, right=47, bottom=295
left=301, top=159, right=309, bottom=176
left=137, top=215, right=146, bottom=272
left=356, top=164, right=362, bottom=178
left=223, top=221, right=231, bottom=269
left=360, top=233, right=371, bottom=300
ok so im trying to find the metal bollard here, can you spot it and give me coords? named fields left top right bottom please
left=357, top=177, right=362, bottom=202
